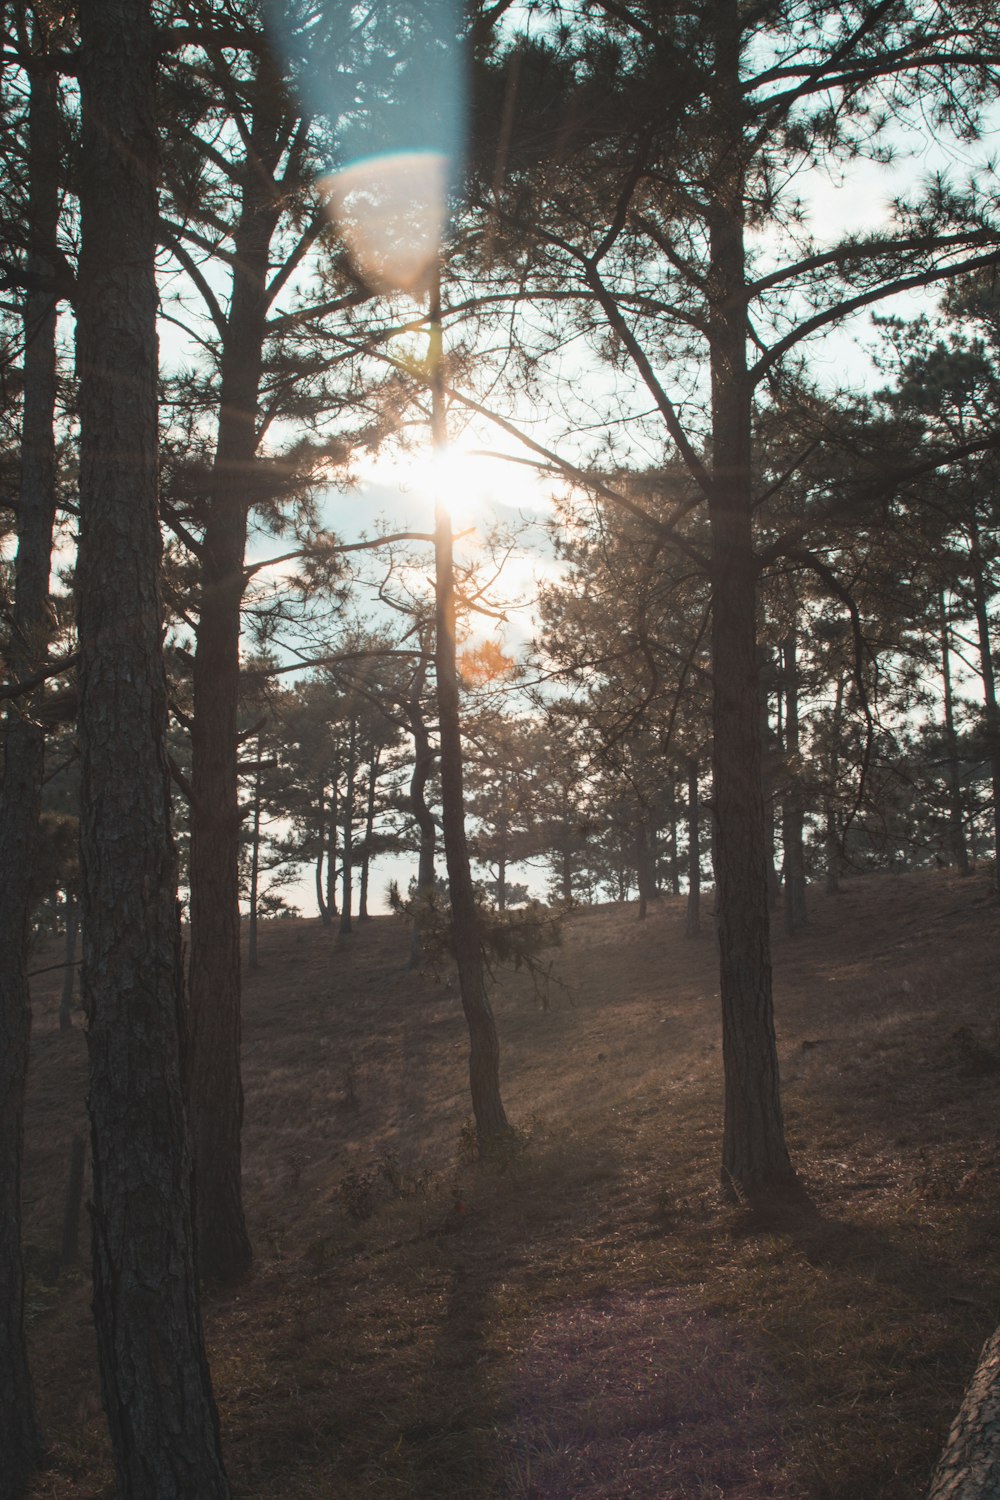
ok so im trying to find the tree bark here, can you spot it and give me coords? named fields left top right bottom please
left=707, top=0, right=796, bottom=1202
left=187, top=53, right=284, bottom=1285
left=76, top=3, right=230, bottom=1491
left=0, top=24, right=58, bottom=1489
left=927, top=1324, right=1000, bottom=1499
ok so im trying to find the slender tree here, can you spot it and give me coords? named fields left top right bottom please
left=430, top=274, right=511, bottom=1147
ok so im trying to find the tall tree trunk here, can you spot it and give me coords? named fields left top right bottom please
left=58, top=895, right=79, bottom=1033
left=187, top=55, right=284, bottom=1284
left=782, top=626, right=808, bottom=933
left=76, top=3, right=230, bottom=1491
left=707, top=0, right=795, bottom=1202
left=430, top=276, right=510, bottom=1148
left=0, top=25, right=58, bottom=1488
left=685, top=756, right=701, bottom=938
left=339, top=720, right=357, bottom=935
left=939, top=591, right=970, bottom=874
left=969, top=515, right=1000, bottom=878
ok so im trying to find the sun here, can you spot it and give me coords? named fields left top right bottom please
left=356, top=437, right=530, bottom=535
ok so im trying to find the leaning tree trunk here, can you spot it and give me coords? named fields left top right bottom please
left=76, top=3, right=230, bottom=1492
left=927, top=1323, right=1000, bottom=1499
left=187, top=58, right=283, bottom=1285
left=0, top=28, right=58, bottom=1490
left=706, top=7, right=796, bottom=1203
left=430, top=276, right=510, bottom=1148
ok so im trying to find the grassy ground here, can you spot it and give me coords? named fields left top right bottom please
left=20, top=868, right=1000, bottom=1498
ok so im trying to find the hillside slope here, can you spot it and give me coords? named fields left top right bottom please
left=21, top=870, right=1000, bottom=1499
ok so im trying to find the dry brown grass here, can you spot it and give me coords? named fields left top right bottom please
left=20, top=868, right=1000, bottom=1499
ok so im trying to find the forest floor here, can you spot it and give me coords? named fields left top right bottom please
left=19, top=867, right=1000, bottom=1500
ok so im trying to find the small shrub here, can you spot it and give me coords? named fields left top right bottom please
left=337, top=1151, right=428, bottom=1223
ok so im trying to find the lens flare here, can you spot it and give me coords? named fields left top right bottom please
left=266, top=0, right=465, bottom=294
left=321, top=152, right=448, bottom=296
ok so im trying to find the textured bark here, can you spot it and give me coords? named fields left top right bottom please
left=707, top=0, right=795, bottom=1202
left=927, top=1325, right=1000, bottom=1499
left=0, top=25, right=58, bottom=1491
left=76, top=3, right=230, bottom=1493
left=187, top=54, right=284, bottom=1285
